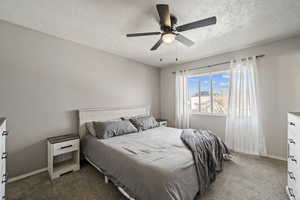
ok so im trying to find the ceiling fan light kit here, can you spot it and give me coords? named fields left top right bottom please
left=162, top=33, right=176, bottom=43
left=126, top=4, right=217, bottom=51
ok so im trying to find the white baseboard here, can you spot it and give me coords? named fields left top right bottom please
left=8, top=167, right=48, bottom=183
left=230, top=149, right=287, bottom=161
left=7, top=153, right=286, bottom=184
left=264, top=154, right=287, bottom=161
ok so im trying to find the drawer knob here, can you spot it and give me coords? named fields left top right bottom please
left=290, top=122, right=296, bottom=126
left=2, top=174, right=7, bottom=184
left=288, top=187, right=296, bottom=198
left=290, top=156, right=297, bottom=163
left=2, top=131, right=8, bottom=136
left=1, top=152, right=7, bottom=159
left=289, top=139, right=296, bottom=144
left=288, top=171, right=296, bottom=180
left=60, top=145, right=73, bottom=149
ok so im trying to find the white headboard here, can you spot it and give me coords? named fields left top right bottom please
left=78, top=105, right=150, bottom=138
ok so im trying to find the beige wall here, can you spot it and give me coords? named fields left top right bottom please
left=0, top=20, right=160, bottom=178
left=161, top=36, right=300, bottom=160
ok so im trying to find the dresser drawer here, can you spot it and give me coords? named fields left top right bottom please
left=289, top=138, right=298, bottom=157
left=53, top=139, right=79, bottom=156
left=289, top=128, right=298, bottom=140
left=289, top=114, right=300, bottom=136
left=1, top=183, right=5, bottom=200
left=0, top=158, right=5, bottom=177
left=1, top=172, right=5, bottom=199
left=288, top=170, right=297, bottom=188
left=0, top=121, right=6, bottom=133
left=0, top=128, right=4, bottom=138
left=288, top=154, right=298, bottom=170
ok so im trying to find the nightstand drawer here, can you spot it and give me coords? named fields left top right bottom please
left=157, top=119, right=168, bottom=127
left=159, top=121, right=167, bottom=127
left=53, top=139, right=79, bottom=156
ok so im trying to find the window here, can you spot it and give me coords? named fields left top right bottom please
left=188, top=71, right=230, bottom=115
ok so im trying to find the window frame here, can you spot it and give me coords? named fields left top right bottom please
left=188, top=70, right=230, bottom=117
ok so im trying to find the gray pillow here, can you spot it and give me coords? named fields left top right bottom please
left=129, top=116, right=159, bottom=131
left=93, top=120, right=138, bottom=139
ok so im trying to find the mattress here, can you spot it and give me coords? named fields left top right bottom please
left=81, top=126, right=199, bottom=200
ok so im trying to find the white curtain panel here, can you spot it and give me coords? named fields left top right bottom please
left=225, top=57, right=266, bottom=155
left=175, top=71, right=190, bottom=129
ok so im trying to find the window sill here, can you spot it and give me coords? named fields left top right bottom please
left=190, top=113, right=227, bottom=118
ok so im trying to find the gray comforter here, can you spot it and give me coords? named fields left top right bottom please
left=181, top=129, right=229, bottom=197
left=82, top=127, right=227, bottom=200
left=82, top=127, right=198, bottom=200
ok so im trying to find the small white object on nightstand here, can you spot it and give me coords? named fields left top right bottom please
left=47, top=134, right=80, bottom=180
left=157, top=119, right=168, bottom=127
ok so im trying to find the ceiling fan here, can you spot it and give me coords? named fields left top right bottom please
left=126, top=4, right=217, bottom=51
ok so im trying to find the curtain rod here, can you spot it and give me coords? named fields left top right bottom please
left=172, top=54, right=265, bottom=74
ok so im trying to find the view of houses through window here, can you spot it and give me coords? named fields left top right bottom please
left=188, top=71, right=230, bottom=114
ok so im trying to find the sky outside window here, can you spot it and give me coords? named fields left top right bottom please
left=188, top=71, right=230, bottom=114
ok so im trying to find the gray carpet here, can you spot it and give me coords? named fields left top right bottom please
left=7, top=153, right=288, bottom=200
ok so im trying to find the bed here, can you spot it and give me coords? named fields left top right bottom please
left=78, top=106, right=208, bottom=200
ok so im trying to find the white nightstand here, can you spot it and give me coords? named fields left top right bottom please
left=47, top=134, right=80, bottom=180
left=156, top=119, right=168, bottom=127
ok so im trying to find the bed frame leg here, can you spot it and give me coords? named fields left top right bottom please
left=105, top=176, right=109, bottom=184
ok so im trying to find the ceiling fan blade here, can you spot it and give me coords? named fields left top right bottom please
left=126, top=32, right=161, bottom=37
left=176, top=16, right=217, bottom=32
left=156, top=4, right=171, bottom=27
left=175, top=34, right=194, bottom=47
left=150, top=38, right=163, bottom=51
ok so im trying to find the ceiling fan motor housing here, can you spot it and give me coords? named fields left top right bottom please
left=161, top=25, right=172, bottom=33
left=161, top=15, right=178, bottom=33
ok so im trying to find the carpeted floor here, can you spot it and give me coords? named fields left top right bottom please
left=7, top=153, right=288, bottom=200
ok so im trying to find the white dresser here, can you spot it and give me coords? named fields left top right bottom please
left=0, top=118, right=7, bottom=200
left=287, top=112, right=300, bottom=200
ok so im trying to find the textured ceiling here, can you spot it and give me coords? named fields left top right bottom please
left=1, top=0, right=300, bottom=67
